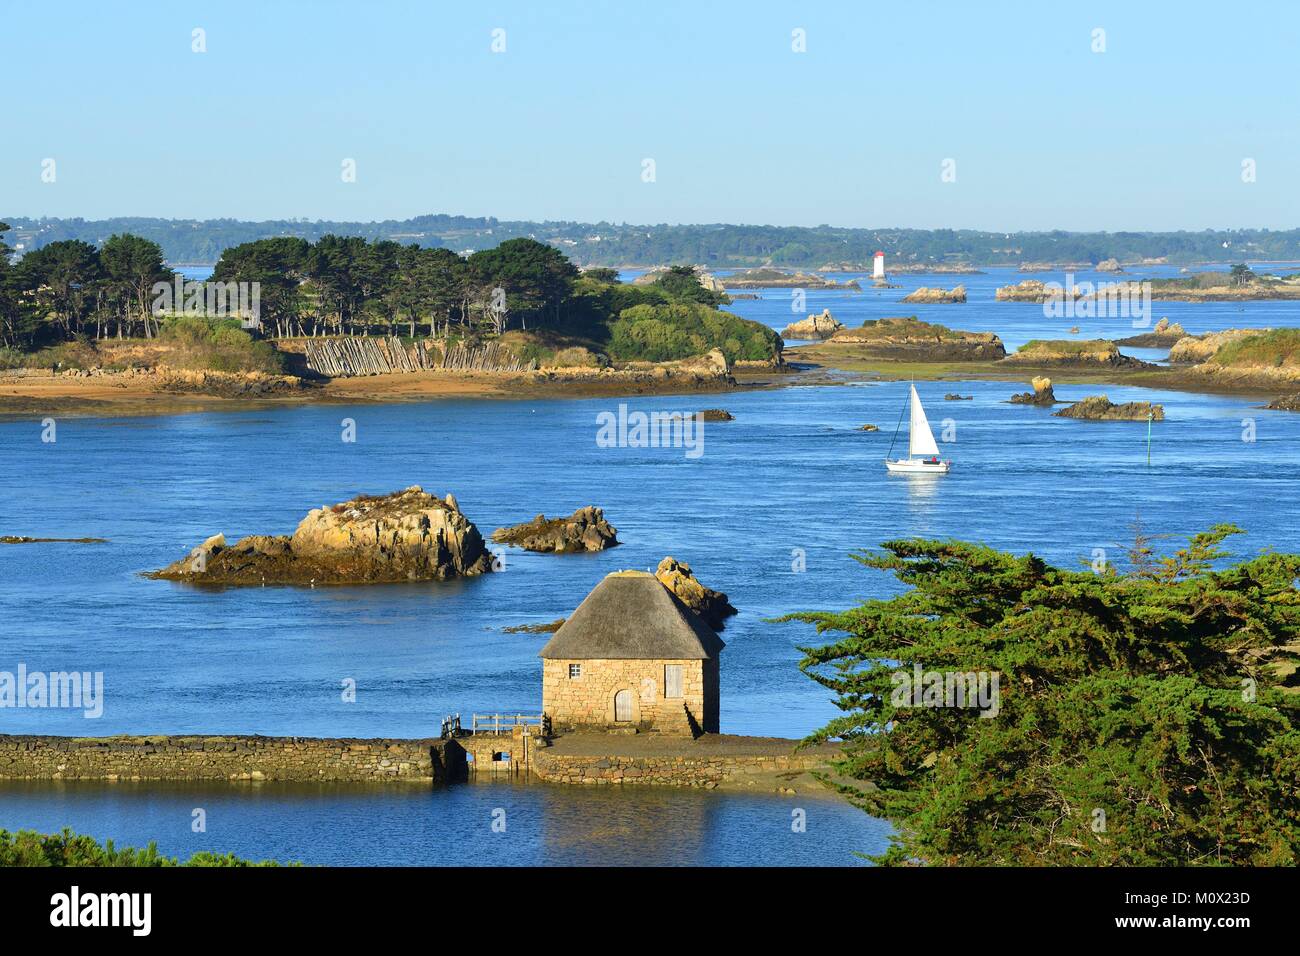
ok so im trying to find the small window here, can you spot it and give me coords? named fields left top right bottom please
left=568, top=663, right=582, bottom=678
left=664, top=664, right=683, bottom=699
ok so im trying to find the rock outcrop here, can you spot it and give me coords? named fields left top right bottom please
left=1095, top=258, right=1124, bottom=273
left=995, top=280, right=1065, bottom=303
left=615, top=347, right=740, bottom=381
left=1053, top=396, right=1165, bottom=421
left=900, top=285, right=967, bottom=304
left=722, top=268, right=859, bottom=290
left=671, top=348, right=731, bottom=379
left=698, top=408, right=734, bottom=421
left=529, top=345, right=747, bottom=388
left=944, top=393, right=973, bottom=401
left=1018, top=262, right=1093, bottom=273
left=491, top=507, right=619, bottom=553
left=1168, top=328, right=1268, bottom=364
left=1116, top=317, right=1187, bottom=347
left=825, top=317, right=1006, bottom=360
left=1003, top=374, right=1055, bottom=405
left=1267, top=394, right=1300, bottom=412
left=503, top=619, right=567, bottom=634
left=780, top=309, right=843, bottom=340
left=1002, top=339, right=1150, bottom=368
left=150, top=487, right=495, bottom=585
left=155, top=369, right=304, bottom=397
left=632, top=266, right=726, bottom=294
left=654, top=557, right=737, bottom=630
left=1010, top=377, right=1056, bottom=405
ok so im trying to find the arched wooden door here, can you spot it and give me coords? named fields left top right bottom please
left=614, top=689, right=633, bottom=722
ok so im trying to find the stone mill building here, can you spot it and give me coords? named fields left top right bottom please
left=539, top=570, right=725, bottom=736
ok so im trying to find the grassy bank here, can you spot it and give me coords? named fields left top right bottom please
left=1210, top=328, right=1300, bottom=369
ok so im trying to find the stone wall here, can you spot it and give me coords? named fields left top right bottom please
left=542, top=658, right=709, bottom=734
left=454, top=730, right=532, bottom=775
left=0, top=734, right=453, bottom=784
left=0, top=733, right=834, bottom=792
left=531, top=748, right=828, bottom=791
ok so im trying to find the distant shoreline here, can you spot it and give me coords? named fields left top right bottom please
left=13, top=213, right=1300, bottom=273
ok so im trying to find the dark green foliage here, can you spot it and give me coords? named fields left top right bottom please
left=784, top=525, right=1300, bottom=865
left=467, top=237, right=579, bottom=323
left=16, top=239, right=103, bottom=340
left=651, top=265, right=729, bottom=307
left=505, top=270, right=777, bottom=364
left=608, top=302, right=781, bottom=363
left=5, top=228, right=778, bottom=365
left=2, top=232, right=173, bottom=346
left=0, top=828, right=290, bottom=867
left=100, top=233, right=171, bottom=335
left=0, top=222, right=37, bottom=348
left=211, top=236, right=309, bottom=334
left=1230, top=262, right=1256, bottom=286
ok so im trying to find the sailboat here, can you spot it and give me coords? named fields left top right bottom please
left=885, top=384, right=951, bottom=474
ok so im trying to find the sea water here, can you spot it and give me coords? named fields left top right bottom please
left=1, top=266, right=1297, bottom=865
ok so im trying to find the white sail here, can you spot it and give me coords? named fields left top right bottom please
left=907, top=384, right=941, bottom=458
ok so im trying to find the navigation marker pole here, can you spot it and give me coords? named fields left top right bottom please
left=1146, top=411, right=1153, bottom=466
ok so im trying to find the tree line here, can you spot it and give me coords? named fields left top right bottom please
left=208, top=233, right=578, bottom=339
left=0, top=224, right=581, bottom=349
left=2, top=224, right=781, bottom=366
left=0, top=226, right=174, bottom=347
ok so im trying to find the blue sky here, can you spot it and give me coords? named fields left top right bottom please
left=3, top=0, right=1298, bottom=230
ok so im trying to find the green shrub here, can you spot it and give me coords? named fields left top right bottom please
left=651, top=265, right=729, bottom=307
left=552, top=346, right=604, bottom=367
left=158, top=315, right=284, bottom=374
left=1211, top=328, right=1300, bottom=368
left=0, top=828, right=291, bottom=867
left=16, top=341, right=102, bottom=370
left=608, top=302, right=781, bottom=363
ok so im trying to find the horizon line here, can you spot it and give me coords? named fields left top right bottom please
left=4, top=213, right=1300, bottom=235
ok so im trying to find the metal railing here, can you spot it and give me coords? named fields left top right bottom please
left=470, top=713, right=547, bottom=736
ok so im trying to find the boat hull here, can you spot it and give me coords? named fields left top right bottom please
left=885, top=458, right=951, bottom=474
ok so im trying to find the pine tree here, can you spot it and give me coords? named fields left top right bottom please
left=783, top=524, right=1300, bottom=865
